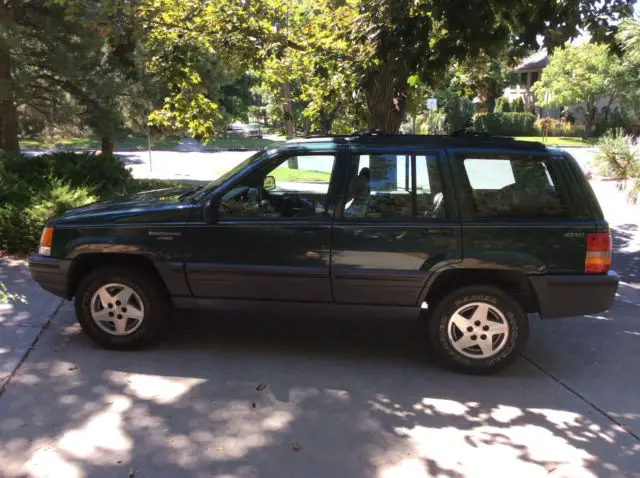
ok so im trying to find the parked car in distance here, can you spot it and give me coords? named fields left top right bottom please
left=225, top=123, right=246, bottom=138
left=225, top=122, right=262, bottom=139
left=245, top=124, right=262, bottom=139
left=29, top=132, right=618, bottom=374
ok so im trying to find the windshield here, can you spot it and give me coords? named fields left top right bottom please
left=186, top=147, right=275, bottom=202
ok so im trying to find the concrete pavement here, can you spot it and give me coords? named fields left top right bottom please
left=1, top=175, right=639, bottom=477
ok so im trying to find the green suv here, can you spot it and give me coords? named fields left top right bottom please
left=29, top=133, right=619, bottom=374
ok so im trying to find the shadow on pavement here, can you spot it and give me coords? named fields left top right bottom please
left=0, top=303, right=638, bottom=477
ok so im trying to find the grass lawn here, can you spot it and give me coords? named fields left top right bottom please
left=271, top=168, right=331, bottom=182
left=20, top=136, right=281, bottom=151
left=19, top=136, right=181, bottom=150
left=515, top=136, right=597, bottom=147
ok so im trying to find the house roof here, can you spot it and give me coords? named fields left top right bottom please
left=515, top=50, right=549, bottom=71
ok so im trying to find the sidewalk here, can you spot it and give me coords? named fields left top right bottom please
left=0, top=260, right=62, bottom=392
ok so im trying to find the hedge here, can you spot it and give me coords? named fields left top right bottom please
left=472, top=112, right=536, bottom=136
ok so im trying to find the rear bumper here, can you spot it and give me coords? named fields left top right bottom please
left=28, top=255, right=72, bottom=299
left=529, top=271, right=619, bottom=319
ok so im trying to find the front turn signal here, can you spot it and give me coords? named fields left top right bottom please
left=39, top=226, right=54, bottom=256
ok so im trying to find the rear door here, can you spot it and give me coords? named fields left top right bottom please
left=449, top=148, right=596, bottom=274
left=330, top=147, right=462, bottom=306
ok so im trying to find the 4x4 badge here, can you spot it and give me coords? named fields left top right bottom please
left=564, top=232, right=585, bottom=238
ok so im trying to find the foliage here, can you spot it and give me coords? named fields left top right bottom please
left=534, top=118, right=586, bottom=137
left=0, top=282, right=27, bottom=305
left=451, top=56, right=519, bottom=113
left=0, top=152, right=173, bottom=253
left=494, top=98, right=511, bottom=113
left=473, top=113, right=536, bottom=136
left=417, top=110, right=447, bottom=135
left=414, top=88, right=474, bottom=134
left=511, top=97, right=525, bottom=113
left=530, top=43, right=627, bottom=135
left=591, top=131, right=640, bottom=180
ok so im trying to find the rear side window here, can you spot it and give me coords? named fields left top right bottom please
left=459, top=154, right=568, bottom=219
left=342, top=152, right=446, bottom=219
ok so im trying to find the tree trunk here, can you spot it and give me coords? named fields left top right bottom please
left=282, top=81, right=294, bottom=137
left=485, top=93, right=497, bottom=114
left=0, top=37, right=19, bottom=154
left=303, top=116, right=310, bottom=136
left=365, top=59, right=409, bottom=133
left=101, top=136, right=115, bottom=156
left=584, top=101, right=596, bottom=137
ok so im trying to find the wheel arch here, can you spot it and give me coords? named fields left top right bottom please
left=67, top=252, right=185, bottom=299
left=420, top=268, right=541, bottom=315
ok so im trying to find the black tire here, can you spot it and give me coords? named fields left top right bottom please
left=427, top=285, right=529, bottom=374
left=75, top=266, right=171, bottom=350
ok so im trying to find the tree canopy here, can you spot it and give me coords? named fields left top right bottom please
left=0, top=0, right=636, bottom=155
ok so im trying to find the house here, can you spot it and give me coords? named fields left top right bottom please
left=502, top=51, right=562, bottom=118
left=502, top=50, right=614, bottom=124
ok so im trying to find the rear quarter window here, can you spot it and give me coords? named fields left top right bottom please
left=458, top=154, right=569, bottom=219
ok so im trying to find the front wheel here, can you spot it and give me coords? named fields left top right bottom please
left=75, top=266, right=171, bottom=349
left=428, top=285, right=529, bottom=374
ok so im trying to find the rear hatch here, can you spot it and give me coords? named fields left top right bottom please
left=556, top=151, right=611, bottom=274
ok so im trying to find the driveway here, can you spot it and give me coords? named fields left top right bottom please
left=1, top=180, right=639, bottom=477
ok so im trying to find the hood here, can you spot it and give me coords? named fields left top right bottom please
left=51, top=187, right=199, bottom=225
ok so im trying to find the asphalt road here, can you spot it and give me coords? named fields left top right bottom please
left=1, top=158, right=639, bottom=477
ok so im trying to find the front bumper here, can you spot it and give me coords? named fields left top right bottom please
left=28, top=255, right=72, bottom=299
left=529, top=271, right=619, bottom=319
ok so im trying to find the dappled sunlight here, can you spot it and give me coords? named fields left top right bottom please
left=1, top=303, right=639, bottom=477
left=109, top=371, right=205, bottom=405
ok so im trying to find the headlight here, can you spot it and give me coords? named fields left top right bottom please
left=39, top=226, right=54, bottom=256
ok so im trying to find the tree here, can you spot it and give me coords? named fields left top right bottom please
left=354, top=0, right=633, bottom=132
left=531, top=43, right=625, bottom=135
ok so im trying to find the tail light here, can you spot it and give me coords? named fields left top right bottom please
left=585, top=232, right=611, bottom=273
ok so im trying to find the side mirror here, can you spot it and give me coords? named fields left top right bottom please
left=203, top=197, right=219, bottom=224
left=264, top=175, right=276, bottom=191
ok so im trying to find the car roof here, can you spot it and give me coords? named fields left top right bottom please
left=281, top=133, right=549, bottom=152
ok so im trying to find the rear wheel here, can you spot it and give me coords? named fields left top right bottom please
left=75, top=266, right=171, bottom=349
left=428, top=285, right=528, bottom=374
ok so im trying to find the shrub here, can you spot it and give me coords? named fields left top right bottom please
left=494, top=98, right=511, bottom=113
left=511, top=97, right=525, bottom=113
left=533, top=118, right=586, bottom=137
left=591, top=131, right=639, bottom=180
left=472, top=112, right=536, bottom=136
left=0, top=152, right=170, bottom=254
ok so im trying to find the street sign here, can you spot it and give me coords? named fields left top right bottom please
left=426, top=98, right=437, bottom=110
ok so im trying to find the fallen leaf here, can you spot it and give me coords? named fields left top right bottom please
left=256, top=384, right=266, bottom=391
left=252, top=402, right=256, bottom=408
left=68, top=366, right=77, bottom=371
left=291, top=441, right=300, bottom=451
left=128, top=468, right=136, bottom=478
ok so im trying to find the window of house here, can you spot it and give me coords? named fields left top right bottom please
left=530, top=71, right=539, bottom=85
left=343, top=153, right=445, bottom=219
left=460, top=155, right=568, bottom=219
left=520, top=72, right=528, bottom=87
left=219, top=154, right=336, bottom=219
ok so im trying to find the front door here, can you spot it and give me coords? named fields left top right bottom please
left=185, top=151, right=340, bottom=302
left=331, top=148, right=462, bottom=306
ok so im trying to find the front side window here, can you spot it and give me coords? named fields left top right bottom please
left=342, top=153, right=446, bottom=220
left=460, top=155, right=568, bottom=219
left=219, top=154, right=336, bottom=219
